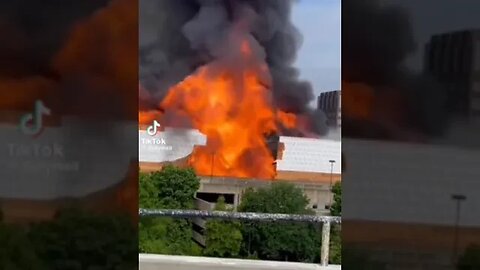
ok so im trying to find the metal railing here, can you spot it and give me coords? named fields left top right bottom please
left=139, top=209, right=341, bottom=266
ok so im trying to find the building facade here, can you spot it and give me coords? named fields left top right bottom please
left=0, top=114, right=138, bottom=222
left=317, top=91, right=341, bottom=128
left=424, top=30, right=480, bottom=117
left=139, top=127, right=342, bottom=246
left=139, top=129, right=342, bottom=210
left=342, top=138, right=480, bottom=269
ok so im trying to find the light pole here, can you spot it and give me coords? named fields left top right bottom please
left=451, top=194, right=466, bottom=266
left=328, top=160, right=336, bottom=207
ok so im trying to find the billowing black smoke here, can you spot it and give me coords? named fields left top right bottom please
left=0, top=0, right=137, bottom=200
left=342, top=0, right=448, bottom=138
left=0, top=0, right=109, bottom=79
left=342, top=0, right=414, bottom=85
left=140, top=0, right=328, bottom=136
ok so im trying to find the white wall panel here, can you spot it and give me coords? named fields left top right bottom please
left=277, top=137, right=341, bottom=174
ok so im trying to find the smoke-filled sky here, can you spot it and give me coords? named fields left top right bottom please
left=139, top=0, right=337, bottom=135
left=387, top=0, right=480, bottom=72
left=292, top=0, right=341, bottom=107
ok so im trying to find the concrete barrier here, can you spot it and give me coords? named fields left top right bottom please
left=139, top=254, right=341, bottom=270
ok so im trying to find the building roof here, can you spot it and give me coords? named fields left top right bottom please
left=277, top=136, right=341, bottom=174
left=139, top=128, right=206, bottom=163
left=139, top=128, right=342, bottom=181
left=0, top=120, right=136, bottom=199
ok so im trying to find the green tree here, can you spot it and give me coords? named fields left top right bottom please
left=329, top=181, right=342, bottom=264
left=458, top=244, right=480, bottom=270
left=0, top=223, right=46, bottom=270
left=342, top=247, right=386, bottom=270
left=139, top=166, right=202, bottom=256
left=329, top=225, right=341, bottom=264
left=203, top=196, right=243, bottom=258
left=238, top=183, right=321, bottom=262
left=139, top=172, right=159, bottom=208
left=139, top=165, right=200, bottom=209
left=28, top=208, right=137, bottom=270
left=330, top=182, right=341, bottom=216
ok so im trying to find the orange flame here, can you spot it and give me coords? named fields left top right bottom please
left=342, top=81, right=375, bottom=121
left=277, top=111, right=297, bottom=129
left=139, top=110, right=162, bottom=127
left=146, top=32, right=297, bottom=179
left=54, top=0, right=137, bottom=118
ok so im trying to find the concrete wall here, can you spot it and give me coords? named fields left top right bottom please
left=192, top=198, right=214, bottom=246
left=139, top=254, right=341, bottom=270
left=198, top=177, right=333, bottom=209
left=342, top=138, right=480, bottom=269
left=342, top=138, right=480, bottom=226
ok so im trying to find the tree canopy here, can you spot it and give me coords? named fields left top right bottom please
left=330, top=181, right=342, bottom=217
left=0, top=208, right=136, bottom=270
left=28, top=209, right=137, bottom=270
left=139, top=165, right=200, bottom=209
left=238, top=182, right=321, bottom=262
left=458, top=244, right=480, bottom=270
left=139, top=166, right=202, bottom=255
left=0, top=223, right=45, bottom=270
left=203, top=196, right=243, bottom=258
left=329, top=181, right=342, bottom=264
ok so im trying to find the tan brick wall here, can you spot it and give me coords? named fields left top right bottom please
left=343, top=219, right=480, bottom=252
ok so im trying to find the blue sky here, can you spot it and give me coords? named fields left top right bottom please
left=291, top=0, right=341, bottom=106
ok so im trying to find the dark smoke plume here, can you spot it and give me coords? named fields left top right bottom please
left=0, top=0, right=137, bottom=118
left=342, top=0, right=448, bottom=138
left=140, top=0, right=328, bottom=135
left=342, top=0, right=415, bottom=85
left=0, top=0, right=109, bottom=79
left=0, top=0, right=137, bottom=172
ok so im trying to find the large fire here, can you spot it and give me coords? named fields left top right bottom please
left=343, top=81, right=425, bottom=142
left=139, top=26, right=297, bottom=179
left=342, top=81, right=375, bottom=121
left=343, top=81, right=411, bottom=125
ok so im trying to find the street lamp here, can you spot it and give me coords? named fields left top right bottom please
left=451, top=194, right=466, bottom=266
left=328, top=160, right=336, bottom=207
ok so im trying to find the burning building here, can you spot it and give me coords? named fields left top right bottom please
left=342, top=0, right=480, bottom=269
left=139, top=0, right=333, bottom=180
left=139, top=127, right=341, bottom=182
left=0, top=0, right=139, bottom=222
left=342, top=0, right=448, bottom=141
